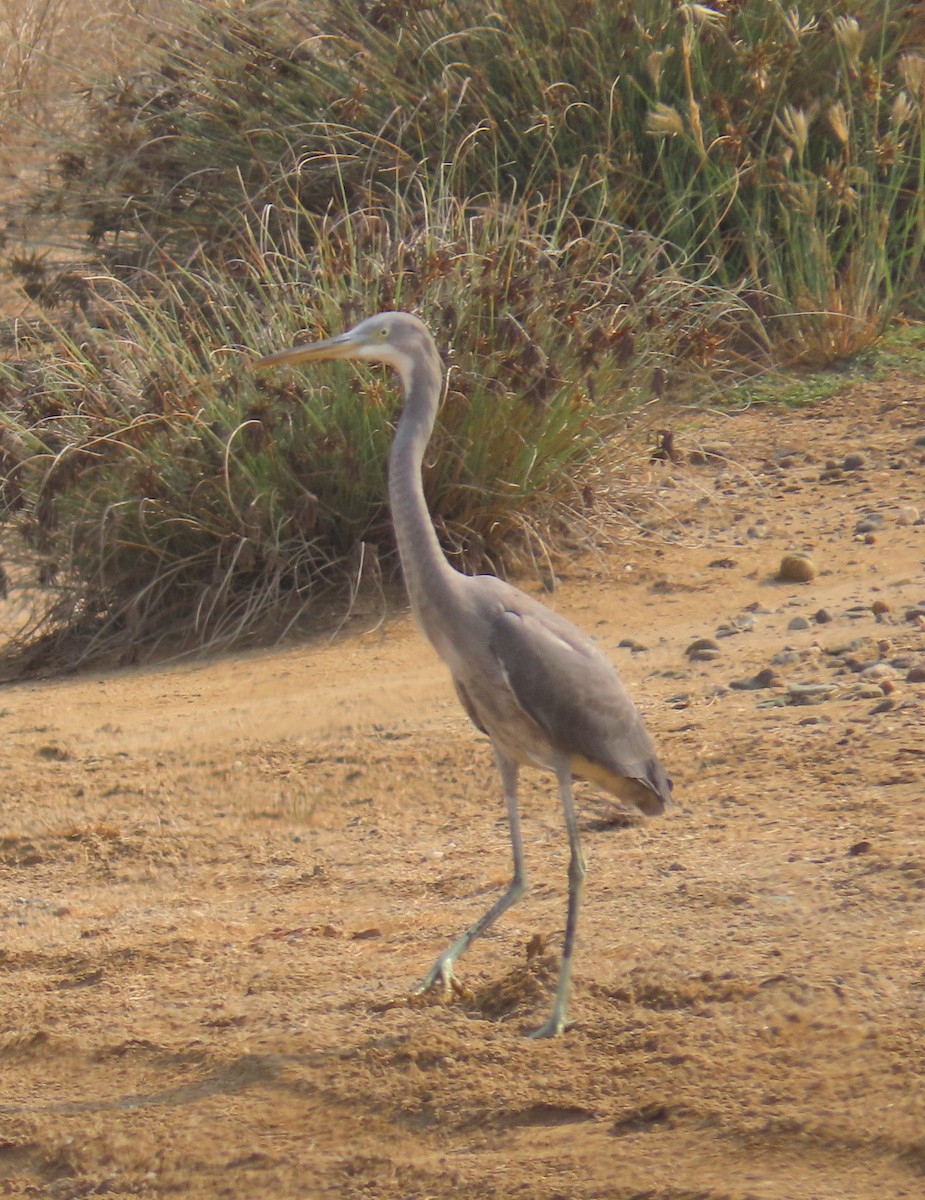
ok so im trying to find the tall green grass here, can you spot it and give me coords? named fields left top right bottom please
left=19, top=0, right=925, bottom=354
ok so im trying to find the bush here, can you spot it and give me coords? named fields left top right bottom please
left=0, top=194, right=750, bottom=663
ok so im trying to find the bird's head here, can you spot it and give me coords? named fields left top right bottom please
left=253, top=311, right=435, bottom=390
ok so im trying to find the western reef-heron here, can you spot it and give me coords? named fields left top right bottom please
left=254, top=311, right=672, bottom=1037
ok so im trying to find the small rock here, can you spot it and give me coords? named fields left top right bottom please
left=870, top=697, right=898, bottom=714
left=777, top=554, right=816, bottom=584
left=771, top=649, right=802, bottom=666
left=715, top=615, right=755, bottom=638
left=686, top=637, right=721, bottom=659
left=906, top=666, right=925, bottom=683
left=787, top=616, right=811, bottom=631
left=847, top=840, right=872, bottom=857
left=843, top=452, right=866, bottom=470
left=896, top=506, right=920, bottom=526
left=689, top=648, right=722, bottom=662
left=814, top=608, right=834, bottom=624
left=729, top=668, right=782, bottom=691
left=855, top=513, right=885, bottom=534
left=787, top=682, right=838, bottom=705
left=871, top=599, right=891, bottom=616
left=860, top=663, right=898, bottom=681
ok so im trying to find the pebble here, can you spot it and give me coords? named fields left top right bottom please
left=686, top=637, right=721, bottom=659
left=787, top=616, right=811, bottom=631
left=871, top=599, right=891, bottom=616
left=815, top=608, right=834, bottom=624
left=859, top=663, right=898, bottom=681
left=855, top=513, right=885, bottom=534
left=715, top=615, right=755, bottom=638
left=843, top=452, right=866, bottom=470
left=758, top=681, right=838, bottom=707
left=688, top=441, right=734, bottom=465
left=729, top=668, right=782, bottom=691
left=787, top=682, right=838, bottom=704
left=777, top=554, right=816, bottom=583
left=907, top=666, right=925, bottom=683
left=896, top=506, right=920, bottom=526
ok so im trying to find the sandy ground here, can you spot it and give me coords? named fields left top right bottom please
left=1, top=379, right=924, bottom=1199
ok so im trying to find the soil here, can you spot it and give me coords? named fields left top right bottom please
left=1, top=380, right=924, bottom=1199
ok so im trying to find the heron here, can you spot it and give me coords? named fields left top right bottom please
left=254, top=311, right=672, bottom=1037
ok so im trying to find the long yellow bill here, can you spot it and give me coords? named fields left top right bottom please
left=252, top=330, right=358, bottom=370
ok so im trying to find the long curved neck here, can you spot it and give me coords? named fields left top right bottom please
left=387, top=346, right=462, bottom=643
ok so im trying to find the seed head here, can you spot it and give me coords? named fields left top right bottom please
left=899, top=53, right=925, bottom=97
left=833, top=16, right=863, bottom=68
left=682, top=3, right=726, bottom=29
left=827, top=102, right=849, bottom=146
left=891, top=91, right=915, bottom=128
left=645, top=49, right=673, bottom=91
left=776, top=105, right=811, bottom=158
left=646, top=103, right=685, bottom=137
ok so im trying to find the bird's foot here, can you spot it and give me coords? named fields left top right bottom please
left=526, top=1010, right=569, bottom=1039
left=411, top=952, right=457, bottom=1000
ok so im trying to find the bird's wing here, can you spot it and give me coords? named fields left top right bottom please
left=454, top=678, right=489, bottom=736
left=488, top=602, right=672, bottom=808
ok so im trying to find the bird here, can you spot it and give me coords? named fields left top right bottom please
left=254, top=311, right=672, bottom=1037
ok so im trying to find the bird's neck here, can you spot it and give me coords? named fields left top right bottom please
left=388, top=354, right=462, bottom=643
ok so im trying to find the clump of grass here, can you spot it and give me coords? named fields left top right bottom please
left=13, top=0, right=925, bottom=361
left=0, top=193, right=751, bottom=668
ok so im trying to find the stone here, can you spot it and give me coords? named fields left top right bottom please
left=843, top=452, right=866, bottom=470
left=855, top=513, right=885, bottom=534
left=777, top=554, right=816, bottom=583
left=729, top=668, right=782, bottom=691
left=686, top=637, right=720, bottom=658
left=787, top=616, right=811, bottom=631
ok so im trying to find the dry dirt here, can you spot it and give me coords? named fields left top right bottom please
left=1, top=381, right=924, bottom=1199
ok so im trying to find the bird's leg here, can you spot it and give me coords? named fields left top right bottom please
left=413, top=748, right=527, bottom=997
left=529, top=759, right=586, bottom=1039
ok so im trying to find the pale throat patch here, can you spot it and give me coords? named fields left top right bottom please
left=358, top=343, right=417, bottom=393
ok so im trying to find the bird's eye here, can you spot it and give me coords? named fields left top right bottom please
left=378, top=326, right=389, bottom=341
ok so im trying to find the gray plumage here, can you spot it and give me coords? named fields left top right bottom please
left=255, top=311, right=672, bottom=1037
